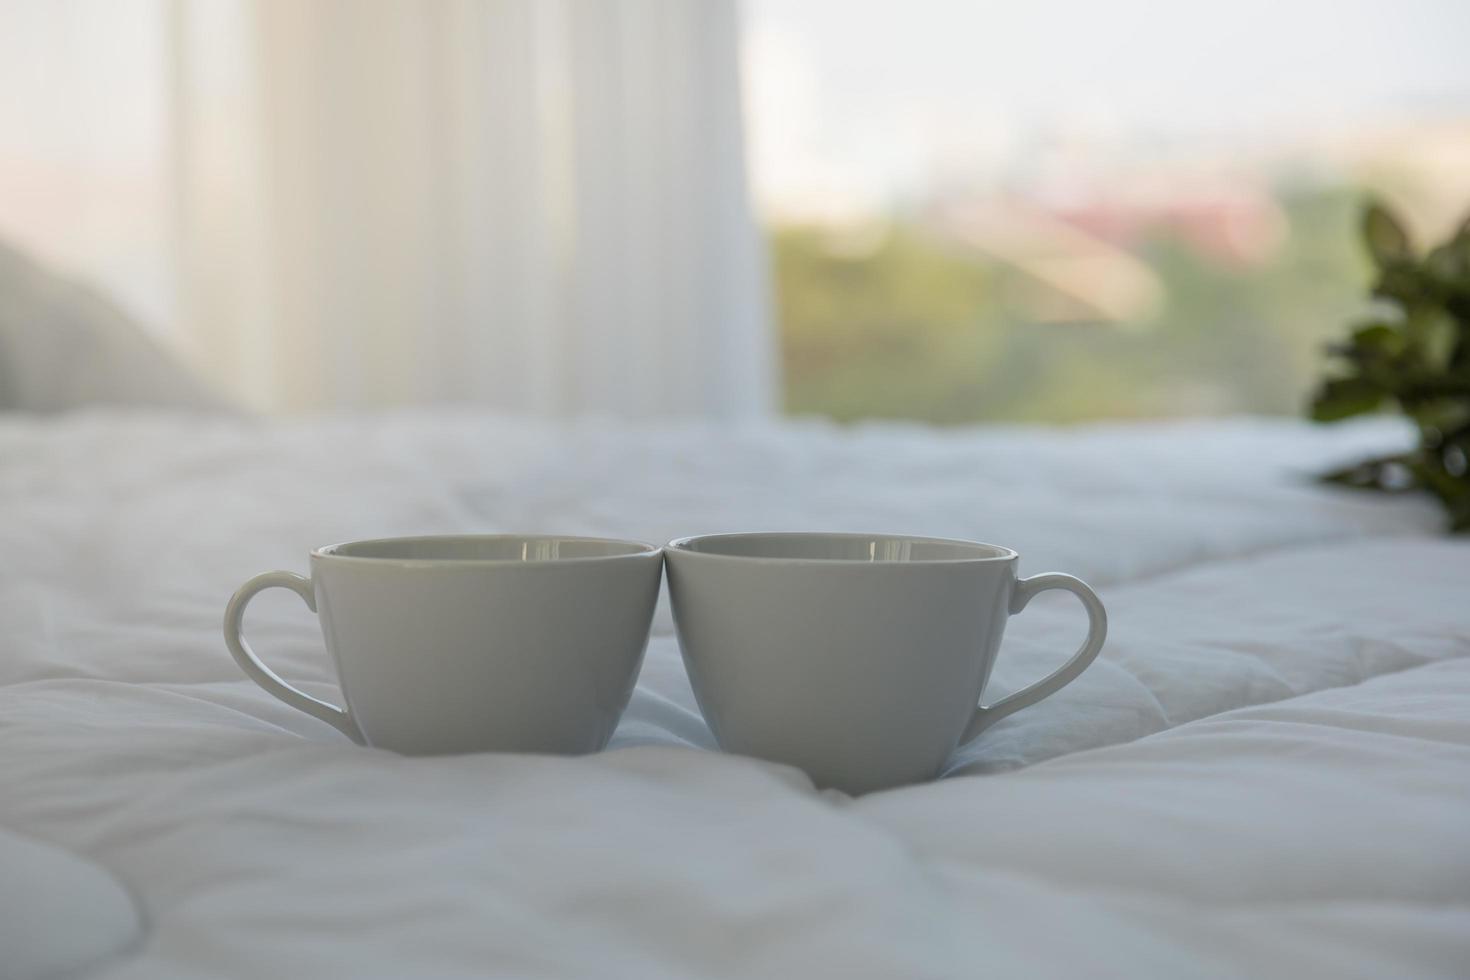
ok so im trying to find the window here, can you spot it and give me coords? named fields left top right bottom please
left=744, top=0, right=1470, bottom=422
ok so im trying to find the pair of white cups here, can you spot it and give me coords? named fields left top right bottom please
left=225, top=533, right=1106, bottom=794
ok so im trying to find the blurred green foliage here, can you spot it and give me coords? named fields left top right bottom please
left=1309, top=200, right=1470, bottom=532
left=775, top=188, right=1370, bottom=424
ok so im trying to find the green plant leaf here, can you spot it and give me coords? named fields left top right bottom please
left=1371, top=265, right=1425, bottom=308
left=1414, top=310, right=1458, bottom=372
left=1310, top=376, right=1387, bottom=422
left=1363, top=201, right=1413, bottom=269
left=1426, top=239, right=1470, bottom=288
left=1349, top=322, right=1405, bottom=358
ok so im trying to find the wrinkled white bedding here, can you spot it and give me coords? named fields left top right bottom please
left=1, top=411, right=1467, bottom=979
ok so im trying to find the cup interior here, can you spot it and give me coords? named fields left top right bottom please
left=668, top=532, right=1014, bottom=563
left=316, top=535, right=657, bottom=563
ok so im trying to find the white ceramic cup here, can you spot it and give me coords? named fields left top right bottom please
left=224, top=535, right=662, bottom=755
left=665, top=532, right=1107, bottom=794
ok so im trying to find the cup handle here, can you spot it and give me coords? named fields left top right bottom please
left=959, top=573, right=1107, bottom=745
left=223, top=571, right=365, bottom=744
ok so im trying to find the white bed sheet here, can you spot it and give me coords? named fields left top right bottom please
left=0, top=411, right=1467, bottom=979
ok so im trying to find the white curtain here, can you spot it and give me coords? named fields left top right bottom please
left=1, top=0, right=774, bottom=416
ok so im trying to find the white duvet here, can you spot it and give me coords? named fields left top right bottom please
left=1, top=411, right=1467, bottom=979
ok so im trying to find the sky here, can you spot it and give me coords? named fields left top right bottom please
left=742, top=0, right=1470, bottom=219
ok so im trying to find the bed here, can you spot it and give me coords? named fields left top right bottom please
left=1, top=410, right=1467, bottom=979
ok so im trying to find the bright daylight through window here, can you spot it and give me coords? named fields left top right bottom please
left=743, top=0, right=1470, bottom=423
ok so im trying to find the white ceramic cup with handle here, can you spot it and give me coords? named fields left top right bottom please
left=224, top=534, right=662, bottom=755
left=665, top=532, right=1106, bottom=794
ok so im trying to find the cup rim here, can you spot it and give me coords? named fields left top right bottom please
left=665, top=532, right=1018, bottom=565
left=312, top=534, right=660, bottom=566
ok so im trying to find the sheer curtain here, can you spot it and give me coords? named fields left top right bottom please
left=2, top=0, right=774, bottom=416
